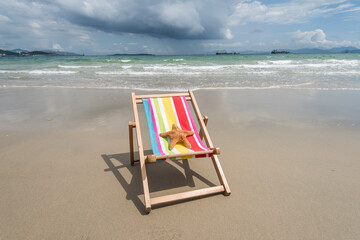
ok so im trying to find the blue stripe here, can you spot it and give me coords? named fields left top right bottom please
left=142, top=98, right=161, bottom=156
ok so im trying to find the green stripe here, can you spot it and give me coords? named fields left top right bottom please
left=153, top=98, right=174, bottom=155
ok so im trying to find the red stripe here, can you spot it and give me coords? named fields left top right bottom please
left=182, top=96, right=210, bottom=150
left=172, top=97, right=204, bottom=153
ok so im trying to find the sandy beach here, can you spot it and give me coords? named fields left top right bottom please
left=1, top=87, right=360, bottom=239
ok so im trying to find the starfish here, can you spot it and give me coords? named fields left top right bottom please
left=159, top=124, right=194, bottom=150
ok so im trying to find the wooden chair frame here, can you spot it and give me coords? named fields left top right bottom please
left=129, top=90, right=231, bottom=213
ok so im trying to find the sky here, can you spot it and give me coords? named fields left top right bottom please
left=0, top=0, right=359, bottom=55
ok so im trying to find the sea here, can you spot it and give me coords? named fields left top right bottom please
left=1, top=54, right=360, bottom=91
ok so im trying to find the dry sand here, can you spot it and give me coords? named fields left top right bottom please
left=1, top=88, right=360, bottom=239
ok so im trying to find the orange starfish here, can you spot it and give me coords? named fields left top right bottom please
left=159, top=124, right=194, bottom=150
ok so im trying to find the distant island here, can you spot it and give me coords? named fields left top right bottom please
left=0, top=49, right=82, bottom=57
left=271, top=47, right=360, bottom=54
left=213, top=46, right=360, bottom=55
left=289, top=46, right=360, bottom=54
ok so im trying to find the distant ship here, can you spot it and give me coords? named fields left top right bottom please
left=271, top=49, right=290, bottom=54
left=216, top=51, right=240, bottom=55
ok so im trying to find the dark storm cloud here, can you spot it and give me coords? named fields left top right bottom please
left=55, top=0, right=232, bottom=40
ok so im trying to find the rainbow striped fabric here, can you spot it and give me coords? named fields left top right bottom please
left=143, top=96, right=210, bottom=161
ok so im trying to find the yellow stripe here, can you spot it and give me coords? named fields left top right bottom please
left=162, top=97, right=192, bottom=155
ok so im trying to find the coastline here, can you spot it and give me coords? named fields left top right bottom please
left=1, top=87, right=360, bottom=239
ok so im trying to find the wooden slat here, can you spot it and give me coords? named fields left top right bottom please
left=136, top=96, right=191, bottom=104
left=131, top=92, right=151, bottom=212
left=135, top=92, right=190, bottom=99
left=150, top=186, right=225, bottom=206
left=154, top=149, right=215, bottom=160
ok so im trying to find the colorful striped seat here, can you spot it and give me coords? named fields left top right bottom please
left=143, top=96, right=211, bottom=161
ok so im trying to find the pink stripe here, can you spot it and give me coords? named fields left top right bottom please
left=148, top=98, right=165, bottom=156
left=181, top=96, right=209, bottom=150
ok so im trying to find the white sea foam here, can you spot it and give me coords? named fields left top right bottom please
left=163, top=58, right=184, bottom=62
left=324, top=59, right=360, bottom=65
left=323, top=71, right=360, bottom=75
left=259, top=60, right=300, bottom=65
left=96, top=71, right=159, bottom=75
left=120, top=60, right=131, bottom=63
left=58, top=65, right=101, bottom=69
left=121, top=65, right=132, bottom=69
left=29, top=70, right=76, bottom=74
left=142, top=65, right=230, bottom=71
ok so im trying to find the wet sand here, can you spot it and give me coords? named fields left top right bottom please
left=1, top=88, right=360, bottom=239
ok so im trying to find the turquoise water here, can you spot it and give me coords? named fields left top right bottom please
left=1, top=54, right=360, bottom=90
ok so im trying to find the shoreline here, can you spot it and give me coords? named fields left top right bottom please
left=2, top=84, right=360, bottom=91
left=1, top=87, right=360, bottom=239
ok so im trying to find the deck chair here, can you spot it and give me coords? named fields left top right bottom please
left=128, top=90, right=231, bottom=213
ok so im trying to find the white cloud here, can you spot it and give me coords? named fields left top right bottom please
left=0, top=0, right=359, bottom=53
left=150, top=2, right=204, bottom=36
left=0, top=1, right=96, bottom=50
left=52, top=43, right=64, bottom=51
left=28, top=21, right=41, bottom=29
left=291, top=29, right=359, bottom=48
left=292, top=29, right=329, bottom=47
left=229, top=0, right=359, bottom=25
left=79, top=34, right=91, bottom=42
left=224, top=29, right=233, bottom=40
left=0, top=14, right=10, bottom=22
left=54, top=0, right=228, bottom=40
left=201, top=42, right=244, bottom=48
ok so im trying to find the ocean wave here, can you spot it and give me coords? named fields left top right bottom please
left=324, top=59, right=360, bottom=65
left=96, top=71, right=159, bottom=75
left=30, top=70, right=76, bottom=74
left=94, top=70, right=268, bottom=75
left=2, top=54, right=360, bottom=91
left=142, top=65, right=231, bottom=71
left=105, top=59, right=131, bottom=63
left=258, top=60, right=302, bottom=65
left=139, top=63, right=343, bottom=71
left=163, top=58, right=184, bottom=62
left=58, top=65, right=102, bottom=69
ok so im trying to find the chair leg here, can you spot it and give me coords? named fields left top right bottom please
left=139, top=154, right=152, bottom=213
left=211, top=155, right=231, bottom=195
left=128, top=121, right=136, bottom=165
left=131, top=93, right=151, bottom=213
left=129, top=121, right=151, bottom=212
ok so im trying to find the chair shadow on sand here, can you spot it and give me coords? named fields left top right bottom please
left=102, top=151, right=217, bottom=214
